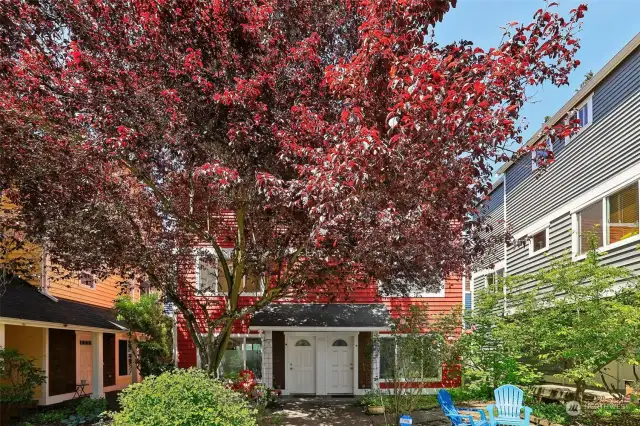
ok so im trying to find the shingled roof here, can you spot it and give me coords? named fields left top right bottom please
left=0, top=275, right=126, bottom=331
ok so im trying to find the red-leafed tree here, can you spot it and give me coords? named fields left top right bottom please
left=0, top=0, right=585, bottom=372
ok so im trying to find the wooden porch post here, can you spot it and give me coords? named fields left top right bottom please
left=0, top=323, right=5, bottom=348
left=91, top=332, right=105, bottom=398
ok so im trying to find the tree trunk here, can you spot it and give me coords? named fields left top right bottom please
left=574, top=380, right=586, bottom=403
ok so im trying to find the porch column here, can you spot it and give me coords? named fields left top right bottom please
left=262, top=331, right=273, bottom=388
left=91, top=332, right=104, bottom=398
left=371, top=332, right=380, bottom=390
left=0, top=323, right=5, bottom=348
left=130, top=339, right=139, bottom=383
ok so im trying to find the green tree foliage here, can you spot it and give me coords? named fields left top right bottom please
left=375, top=304, right=462, bottom=421
left=461, top=283, right=543, bottom=398
left=111, top=368, right=257, bottom=426
left=114, top=293, right=174, bottom=377
left=506, top=239, right=640, bottom=402
left=0, top=348, right=47, bottom=404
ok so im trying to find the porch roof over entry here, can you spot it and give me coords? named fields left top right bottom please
left=250, top=303, right=391, bottom=330
left=0, top=275, right=127, bottom=332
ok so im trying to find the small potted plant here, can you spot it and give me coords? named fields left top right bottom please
left=361, top=389, right=386, bottom=415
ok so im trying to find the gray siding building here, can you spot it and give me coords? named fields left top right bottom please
left=472, top=33, right=640, bottom=392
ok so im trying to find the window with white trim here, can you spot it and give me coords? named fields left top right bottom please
left=485, top=269, right=503, bottom=293
left=378, top=335, right=442, bottom=382
left=575, top=181, right=640, bottom=255
left=530, top=228, right=549, bottom=255
left=78, top=271, right=96, bottom=289
left=218, top=336, right=262, bottom=379
left=532, top=138, right=552, bottom=171
left=566, top=95, right=593, bottom=144
left=379, top=279, right=446, bottom=298
left=196, top=252, right=264, bottom=295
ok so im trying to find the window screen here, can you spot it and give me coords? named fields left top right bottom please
left=607, top=184, right=639, bottom=244
left=579, top=201, right=603, bottom=254
left=198, top=260, right=218, bottom=293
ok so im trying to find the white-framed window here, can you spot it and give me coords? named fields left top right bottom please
left=565, top=94, right=593, bottom=144
left=529, top=227, right=549, bottom=256
left=378, top=335, right=442, bottom=383
left=573, top=181, right=640, bottom=257
left=532, top=138, right=552, bottom=171
left=379, top=279, right=446, bottom=298
left=485, top=269, right=504, bottom=293
left=218, top=335, right=262, bottom=379
left=78, top=271, right=96, bottom=289
left=195, top=249, right=263, bottom=296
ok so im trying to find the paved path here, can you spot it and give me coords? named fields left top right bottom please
left=265, top=397, right=451, bottom=426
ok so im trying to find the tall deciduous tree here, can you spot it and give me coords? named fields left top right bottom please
left=0, top=0, right=585, bottom=372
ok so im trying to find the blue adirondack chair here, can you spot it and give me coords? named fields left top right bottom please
left=486, top=385, right=532, bottom=426
left=437, top=389, right=490, bottom=426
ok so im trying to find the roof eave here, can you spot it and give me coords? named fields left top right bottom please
left=497, top=33, right=640, bottom=175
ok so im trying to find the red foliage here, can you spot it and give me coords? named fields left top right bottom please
left=229, top=370, right=258, bottom=397
left=0, top=0, right=585, bottom=368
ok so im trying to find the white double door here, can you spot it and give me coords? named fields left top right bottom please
left=287, top=334, right=354, bottom=395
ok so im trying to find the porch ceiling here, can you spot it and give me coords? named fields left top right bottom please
left=250, top=303, right=391, bottom=329
left=0, top=275, right=126, bottom=331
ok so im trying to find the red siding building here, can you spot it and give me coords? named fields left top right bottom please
left=174, top=244, right=464, bottom=395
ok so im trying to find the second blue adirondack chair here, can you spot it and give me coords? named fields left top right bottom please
left=486, top=385, right=533, bottom=426
left=437, top=389, right=490, bottom=426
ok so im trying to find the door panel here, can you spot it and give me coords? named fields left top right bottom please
left=76, top=332, right=93, bottom=394
left=288, top=337, right=315, bottom=394
left=327, top=337, right=353, bottom=394
left=103, top=333, right=116, bottom=387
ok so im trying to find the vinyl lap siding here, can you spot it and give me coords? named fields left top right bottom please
left=505, top=48, right=640, bottom=234
left=475, top=182, right=506, bottom=271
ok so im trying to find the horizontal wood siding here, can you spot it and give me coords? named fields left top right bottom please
left=475, top=182, right=505, bottom=271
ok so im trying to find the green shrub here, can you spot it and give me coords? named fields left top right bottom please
left=111, top=368, right=257, bottom=426
left=529, top=402, right=571, bottom=425
left=0, top=348, right=47, bottom=404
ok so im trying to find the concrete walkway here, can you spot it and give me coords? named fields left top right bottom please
left=266, top=397, right=451, bottom=426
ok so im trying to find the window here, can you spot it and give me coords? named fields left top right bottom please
left=332, top=339, right=348, bottom=347
left=295, top=339, right=311, bottom=347
left=578, top=200, right=603, bottom=254
left=531, top=138, right=552, bottom=171
left=197, top=253, right=263, bottom=295
left=78, top=272, right=96, bottom=289
left=530, top=228, right=548, bottom=255
left=566, top=95, right=593, bottom=144
left=485, top=269, right=503, bottom=292
left=378, top=336, right=442, bottom=381
left=218, top=336, right=262, bottom=379
left=379, top=279, right=446, bottom=298
left=607, top=184, right=639, bottom=244
left=118, top=340, right=130, bottom=376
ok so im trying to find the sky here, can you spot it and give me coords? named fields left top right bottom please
left=433, top=0, right=640, bottom=173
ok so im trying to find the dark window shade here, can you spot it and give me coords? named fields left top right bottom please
left=608, top=184, right=639, bottom=244
left=103, top=333, right=116, bottom=387
left=579, top=201, right=603, bottom=254
left=49, top=329, right=76, bottom=396
left=118, top=340, right=129, bottom=376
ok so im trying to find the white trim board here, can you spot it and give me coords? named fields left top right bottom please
left=513, top=164, right=640, bottom=241
left=0, top=317, right=128, bottom=334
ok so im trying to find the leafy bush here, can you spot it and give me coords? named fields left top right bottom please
left=111, top=368, right=257, bottom=426
left=0, top=348, right=47, bottom=404
left=448, top=386, right=495, bottom=402
left=60, top=397, right=107, bottom=425
left=529, top=402, right=571, bottom=425
left=114, top=294, right=174, bottom=377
